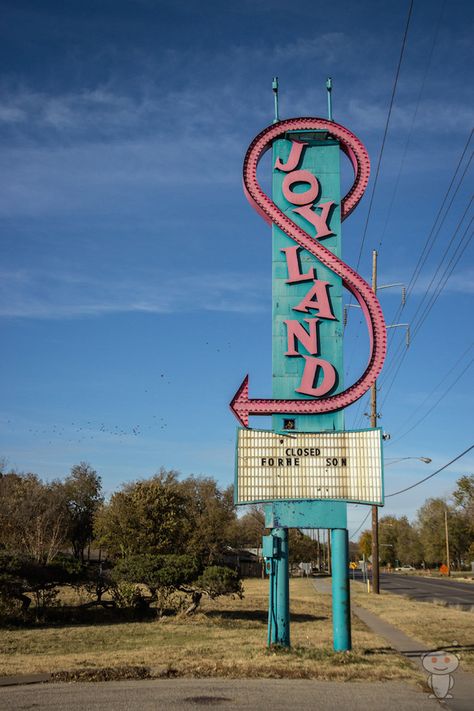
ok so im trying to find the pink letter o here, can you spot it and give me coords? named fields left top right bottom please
left=282, top=170, right=320, bottom=205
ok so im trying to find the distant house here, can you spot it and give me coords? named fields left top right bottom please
left=221, top=547, right=263, bottom=578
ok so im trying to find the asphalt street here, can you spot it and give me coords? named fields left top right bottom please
left=354, top=572, right=474, bottom=608
left=0, top=678, right=437, bottom=711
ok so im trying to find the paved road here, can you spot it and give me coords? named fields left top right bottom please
left=0, top=678, right=437, bottom=711
left=354, top=572, right=474, bottom=609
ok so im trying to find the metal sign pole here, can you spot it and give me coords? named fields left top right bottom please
left=331, top=528, right=351, bottom=650
left=271, top=528, right=290, bottom=646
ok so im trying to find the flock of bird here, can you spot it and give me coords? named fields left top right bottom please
left=5, top=382, right=171, bottom=446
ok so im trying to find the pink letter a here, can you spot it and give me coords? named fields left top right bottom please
left=293, top=280, right=336, bottom=320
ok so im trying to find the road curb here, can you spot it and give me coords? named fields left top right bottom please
left=0, top=673, right=51, bottom=687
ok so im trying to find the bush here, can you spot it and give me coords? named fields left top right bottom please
left=110, top=581, right=144, bottom=609
left=195, top=566, right=243, bottom=599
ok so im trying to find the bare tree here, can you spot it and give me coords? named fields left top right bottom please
left=0, top=471, right=68, bottom=563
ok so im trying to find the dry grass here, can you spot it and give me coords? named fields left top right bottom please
left=352, top=582, right=474, bottom=673
left=0, top=579, right=418, bottom=682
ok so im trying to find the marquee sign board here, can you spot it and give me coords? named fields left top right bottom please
left=235, top=427, right=383, bottom=506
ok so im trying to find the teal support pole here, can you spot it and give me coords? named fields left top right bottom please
left=266, top=559, right=275, bottom=646
left=270, top=528, right=290, bottom=646
left=331, top=528, right=351, bottom=651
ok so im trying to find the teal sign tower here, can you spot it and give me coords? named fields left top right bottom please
left=230, top=79, right=387, bottom=652
left=269, top=128, right=348, bottom=648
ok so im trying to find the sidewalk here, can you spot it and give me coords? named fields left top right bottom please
left=311, top=577, right=474, bottom=711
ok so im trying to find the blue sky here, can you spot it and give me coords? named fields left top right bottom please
left=0, top=0, right=473, bottom=538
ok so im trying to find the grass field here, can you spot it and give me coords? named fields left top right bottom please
left=0, top=579, right=418, bottom=683
left=352, top=582, right=474, bottom=673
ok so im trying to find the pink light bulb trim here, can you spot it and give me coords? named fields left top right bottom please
left=231, top=118, right=386, bottom=426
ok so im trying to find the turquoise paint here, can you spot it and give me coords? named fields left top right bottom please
left=265, top=500, right=347, bottom=529
left=271, top=134, right=344, bottom=434
left=270, top=528, right=290, bottom=647
left=266, top=131, right=350, bottom=651
left=331, top=528, right=351, bottom=651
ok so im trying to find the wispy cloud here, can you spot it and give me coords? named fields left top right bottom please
left=379, top=266, right=474, bottom=297
left=0, top=266, right=270, bottom=319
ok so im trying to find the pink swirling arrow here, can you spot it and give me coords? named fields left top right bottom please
left=230, top=117, right=387, bottom=427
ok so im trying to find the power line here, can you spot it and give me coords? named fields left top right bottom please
left=349, top=509, right=371, bottom=539
left=379, top=205, right=473, bottom=402
left=346, top=143, right=471, bottom=399
left=380, top=227, right=473, bottom=407
left=385, top=444, right=474, bottom=498
left=389, top=343, right=474, bottom=443
left=347, top=390, right=369, bottom=430
left=377, top=0, right=446, bottom=259
left=354, top=0, right=414, bottom=272
left=379, top=131, right=473, bottom=386
left=345, top=0, right=414, bottom=385
left=407, top=191, right=473, bottom=337
left=384, top=131, right=473, bottom=358
left=411, top=217, right=473, bottom=340
left=405, top=137, right=473, bottom=304
left=381, top=190, right=473, bottom=383
left=391, top=355, right=474, bottom=443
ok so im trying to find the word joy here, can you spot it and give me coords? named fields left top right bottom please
left=276, top=139, right=338, bottom=397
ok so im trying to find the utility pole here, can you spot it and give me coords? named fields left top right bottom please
left=371, top=250, right=380, bottom=595
left=445, top=507, right=451, bottom=576
left=345, top=251, right=407, bottom=594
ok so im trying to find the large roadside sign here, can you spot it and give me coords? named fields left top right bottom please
left=227, top=95, right=387, bottom=651
left=235, top=427, right=383, bottom=506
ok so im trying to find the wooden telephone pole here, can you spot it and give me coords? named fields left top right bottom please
left=371, top=250, right=380, bottom=594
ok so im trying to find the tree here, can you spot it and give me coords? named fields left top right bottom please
left=452, top=474, right=474, bottom=517
left=179, top=477, right=236, bottom=564
left=111, top=554, right=242, bottom=616
left=416, top=497, right=470, bottom=569
left=288, top=530, right=318, bottom=566
left=0, top=552, right=81, bottom=620
left=358, top=530, right=372, bottom=558
left=0, top=471, right=68, bottom=563
left=417, top=498, right=448, bottom=565
left=94, top=469, right=190, bottom=558
left=396, top=516, right=423, bottom=565
left=379, top=515, right=422, bottom=566
left=63, top=463, right=103, bottom=562
left=227, top=506, right=266, bottom=549
left=186, top=566, right=243, bottom=614
left=452, top=475, right=474, bottom=555
left=445, top=508, right=471, bottom=569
